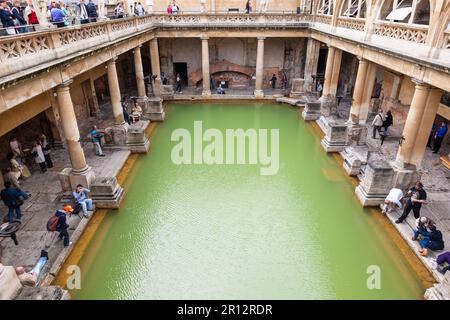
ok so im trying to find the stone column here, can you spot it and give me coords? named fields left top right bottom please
left=395, top=79, right=431, bottom=167
left=304, top=38, right=320, bottom=92
left=348, top=57, right=369, bottom=124
left=409, top=87, right=443, bottom=167
left=133, top=45, right=147, bottom=99
left=201, top=36, right=211, bottom=97
left=56, top=81, right=95, bottom=190
left=328, top=48, right=342, bottom=97
left=358, top=62, right=378, bottom=124
left=322, top=46, right=335, bottom=98
left=145, top=38, right=166, bottom=121
left=254, top=36, right=265, bottom=98
left=107, top=57, right=128, bottom=146
left=150, top=38, right=161, bottom=96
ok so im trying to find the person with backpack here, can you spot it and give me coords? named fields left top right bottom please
left=11, top=0, right=26, bottom=33
left=0, top=181, right=28, bottom=223
left=371, top=109, right=384, bottom=139
left=47, top=205, right=73, bottom=247
left=417, top=225, right=444, bottom=257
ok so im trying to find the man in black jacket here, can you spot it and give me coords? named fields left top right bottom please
left=86, top=0, right=97, bottom=22
left=55, top=205, right=73, bottom=247
left=395, top=182, right=427, bottom=224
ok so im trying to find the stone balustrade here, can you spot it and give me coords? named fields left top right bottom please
left=314, top=14, right=333, bottom=25
left=336, top=17, right=366, bottom=32
left=374, top=21, right=428, bottom=44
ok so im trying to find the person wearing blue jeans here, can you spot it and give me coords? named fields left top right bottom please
left=413, top=225, right=445, bottom=257
left=73, top=184, right=93, bottom=218
left=0, top=181, right=28, bottom=223
left=15, top=250, right=48, bottom=286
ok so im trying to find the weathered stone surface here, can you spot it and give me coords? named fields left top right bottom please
left=319, top=95, right=337, bottom=117
left=346, top=124, right=368, bottom=146
left=143, top=98, right=166, bottom=122
left=0, top=265, right=22, bottom=300
left=111, top=123, right=129, bottom=146
left=340, top=146, right=369, bottom=176
left=321, top=122, right=348, bottom=153
left=391, top=162, right=421, bottom=191
left=302, top=98, right=321, bottom=121
left=15, top=286, right=71, bottom=300
left=127, top=127, right=150, bottom=153
left=290, top=78, right=304, bottom=98
left=161, top=85, right=174, bottom=99
left=355, top=159, right=394, bottom=206
left=90, top=177, right=125, bottom=209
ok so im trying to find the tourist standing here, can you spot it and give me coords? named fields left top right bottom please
left=114, top=2, right=124, bottom=18
left=54, top=205, right=73, bottom=247
left=11, top=0, right=26, bottom=33
left=86, top=0, right=97, bottom=23
left=7, top=153, right=31, bottom=179
left=31, top=140, right=47, bottom=173
left=171, top=1, right=179, bottom=14
left=90, top=125, right=105, bottom=157
left=382, top=110, right=393, bottom=136
left=316, top=82, right=323, bottom=97
left=245, top=0, right=251, bottom=14
left=38, top=134, right=53, bottom=169
left=0, top=181, right=25, bottom=223
left=210, top=76, right=215, bottom=90
left=136, top=2, right=144, bottom=15
left=166, top=3, right=172, bottom=14
left=50, top=2, right=66, bottom=28
left=175, top=73, right=182, bottom=93
left=395, top=182, right=427, bottom=224
left=432, top=122, right=448, bottom=154
left=9, top=136, right=24, bottom=161
left=427, top=123, right=437, bottom=149
left=24, top=0, right=39, bottom=31
left=371, top=110, right=384, bottom=139
left=281, top=72, right=288, bottom=90
left=78, top=0, right=89, bottom=24
left=0, top=0, right=16, bottom=35
left=270, top=74, right=277, bottom=89
left=73, top=184, right=93, bottom=218
left=122, top=98, right=132, bottom=125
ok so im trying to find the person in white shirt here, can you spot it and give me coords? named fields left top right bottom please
left=371, top=110, right=384, bottom=139
left=31, top=141, right=47, bottom=173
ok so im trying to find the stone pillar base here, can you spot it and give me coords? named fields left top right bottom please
left=202, top=89, right=212, bottom=98
left=346, top=124, right=368, bottom=146
left=301, top=100, right=321, bottom=121
left=254, top=89, right=264, bottom=99
left=143, top=97, right=166, bottom=122
left=161, top=85, right=174, bottom=99
left=90, top=177, right=125, bottom=209
left=127, top=126, right=150, bottom=153
left=59, top=166, right=95, bottom=192
left=391, top=162, right=421, bottom=190
left=355, top=159, right=394, bottom=206
left=112, top=123, right=129, bottom=146
left=0, top=265, right=22, bottom=300
left=319, top=95, right=337, bottom=117
left=340, top=146, right=369, bottom=176
left=290, top=78, right=305, bottom=98
left=321, top=122, right=348, bottom=153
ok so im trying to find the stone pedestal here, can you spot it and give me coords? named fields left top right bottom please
left=340, top=146, right=369, bottom=176
left=254, top=89, right=264, bottom=99
left=290, top=78, right=305, bottom=98
left=161, top=85, right=174, bottom=99
left=302, top=98, right=321, bottom=121
left=321, top=122, right=348, bottom=152
left=58, top=166, right=95, bottom=192
left=112, top=123, right=129, bottom=146
left=0, top=265, right=22, bottom=300
left=144, top=98, right=165, bottom=121
left=355, top=159, right=394, bottom=206
left=90, top=177, right=125, bottom=209
left=346, top=124, right=368, bottom=146
left=127, top=127, right=150, bottom=153
left=319, top=95, right=337, bottom=117
left=391, top=162, right=421, bottom=191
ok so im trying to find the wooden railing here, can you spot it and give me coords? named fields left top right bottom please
left=336, top=17, right=366, bottom=32
left=374, top=21, right=428, bottom=44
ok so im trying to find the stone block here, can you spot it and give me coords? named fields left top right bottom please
left=143, top=98, right=166, bottom=122
left=112, top=123, right=129, bottom=146
left=0, top=265, right=22, bottom=300
left=346, top=124, right=368, bottom=146
left=15, top=286, right=71, bottom=300
left=161, top=85, right=174, bottom=99
left=341, top=146, right=368, bottom=176
left=321, top=122, right=348, bottom=153
left=355, top=159, right=394, bottom=206
left=58, top=167, right=72, bottom=193
left=302, top=100, right=321, bottom=121
left=391, top=162, right=421, bottom=190
left=290, top=78, right=304, bottom=98
left=127, top=127, right=150, bottom=153
left=319, top=95, right=337, bottom=117
left=90, top=177, right=125, bottom=209
left=254, top=89, right=264, bottom=99
left=68, top=167, right=95, bottom=190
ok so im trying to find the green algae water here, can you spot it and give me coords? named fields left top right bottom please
left=73, top=102, right=425, bottom=299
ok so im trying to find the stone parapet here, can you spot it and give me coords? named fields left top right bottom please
left=90, top=177, right=125, bottom=209
left=355, top=159, right=394, bottom=206
left=321, top=121, right=348, bottom=153
left=143, top=98, right=166, bottom=122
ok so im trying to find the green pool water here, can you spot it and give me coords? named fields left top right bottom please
left=73, top=102, right=425, bottom=299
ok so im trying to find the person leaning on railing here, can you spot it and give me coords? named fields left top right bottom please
left=24, top=0, right=39, bottom=31
left=11, top=0, right=27, bottom=33
left=49, top=1, right=67, bottom=28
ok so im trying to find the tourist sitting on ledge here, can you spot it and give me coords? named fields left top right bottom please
left=73, top=184, right=93, bottom=219
left=131, top=103, right=143, bottom=123
left=436, top=252, right=450, bottom=274
left=414, top=224, right=444, bottom=257
left=15, top=250, right=48, bottom=287
left=217, top=84, right=226, bottom=95
left=381, top=188, right=403, bottom=214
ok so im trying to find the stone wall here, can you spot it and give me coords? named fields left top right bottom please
left=337, top=52, right=358, bottom=97
left=159, top=37, right=305, bottom=88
